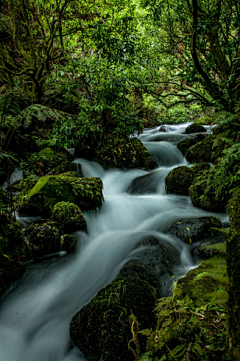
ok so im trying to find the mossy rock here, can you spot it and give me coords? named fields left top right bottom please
left=0, top=215, right=26, bottom=297
left=185, top=123, right=207, bottom=134
left=21, top=146, right=77, bottom=177
left=138, top=253, right=228, bottom=361
left=93, top=137, right=157, bottom=170
left=70, top=264, right=159, bottom=361
left=194, top=241, right=227, bottom=260
left=24, top=221, right=62, bottom=258
left=52, top=201, right=87, bottom=233
left=185, top=136, right=214, bottom=163
left=60, top=234, right=78, bottom=254
left=18, top=173, right=103, bottom=216
left=165, top=163, right=210, bottom=196
left=174, top=256, right=227, bottom=306
left=189, top=171, right=227, bottom=212
left=165, top=166, right=194, bottom=195
left=177, top=134, right=206, bottom=155
left=168, top=216, right=222, bottom=244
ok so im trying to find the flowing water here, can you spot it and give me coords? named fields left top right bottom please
left=0, top=123, right=227, bottom=361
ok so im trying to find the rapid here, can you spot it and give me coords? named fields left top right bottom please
left=0, top=123, right=226, bottom=361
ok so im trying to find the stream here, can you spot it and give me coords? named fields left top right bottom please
left=0, top=123, right=227, bottom=361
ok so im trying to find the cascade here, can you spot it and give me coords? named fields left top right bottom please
left=0, top=124, right=226, bottom=361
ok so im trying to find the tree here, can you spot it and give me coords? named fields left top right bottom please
left=141, top=0, right=240, bottom=112
left=0, top=0, right=128, bottom=104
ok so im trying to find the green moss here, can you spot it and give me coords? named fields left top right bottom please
left=93, top=137, right=157, bottom=170
left=52, top=201, right=87, bottom=233
left=70, top=264, right=159, bottom=361
left=60, top=234, right=78, bottom=253
left=185, top=123, right=207, bottom=134
left=19, top=173, right=103, bottom=216
left=141, top=255, right=228, bottom=361
left=165, top=166, right=194, bottom=195
left=20, top=146, right=75, bottom=177
left=165, top=163, right=210, bottom=196
left=0, top=215, right=26, bottom=296
left=185, top=136, right=214, bottom=163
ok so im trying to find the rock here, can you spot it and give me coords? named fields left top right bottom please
left=127, top=171, right=161, bottom=195
left=60, top=234, right=78, bottom=254
left=185, top=136, right=214, bottom=163
left=52, top=201, right=87, bottom=233
left=18, top=173, right=103, bottom=216
left=24, top=220, right=80, bottom=258
left=165, top=163, right=210, bottom=196
left=24, top=221, right=62, bottom=258
left=70, top=264, right=159, bottom=361
left=159, top=125, right=168, bottom=132
left=177, top=134, right=206, bottom=155
left=91, top=137, right=158, bottom=170
left=194, top=241, right=227, bottom=260
left=168, top=216, right=222, bottom=244
left=165, top=166, right=194, bottom=195
left=126, top=236, right=180, bottom=294
left=141, top=251, right=228, bottom=361
left=184, top=123, right=207, bottom=134
left=173, top=255, right=227, bottom=307
left=0, top=215, right=26, bottom=297
left=21, top=146, right=79, bottom=177
left=189, top=171, right=227, bottom=212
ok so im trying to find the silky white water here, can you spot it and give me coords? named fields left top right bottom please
left=0, top=124, right=226, bottom=361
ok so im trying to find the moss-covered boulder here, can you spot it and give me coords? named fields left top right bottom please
left=60, top=234, right=78, bottom=254
left=0, top=215, right=26, bottom=297
left=189, top=144, right=240, bottom=212
left=24, top=221, right=62, bottom=258
left=168, top=216, right=222, bottom=244
left=165, top=163, right=210, bottom=196
left=18, top=173, right=103, bottom=216
left=165, top=166, right=194, bottom=195
left=20, top=146, right=78, bottom=177
left=177, top=134, right=206, bottom=155
left=142, top=253, right=228, bottom=361
left=86, top=137, right=157, bottom=170
left=194, top=241, right=227, bottom=260
left=184, top=123, right=207, bottom=134
left=185, top=136, right=214, bottom=163
left=52, top=201, right=87, bottom=233
left=70, top=264, right=159, bottom=361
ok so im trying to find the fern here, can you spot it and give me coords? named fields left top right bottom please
left=15, top=104, right=72, bottom=128
left=0, top=87, right=30, bottom=117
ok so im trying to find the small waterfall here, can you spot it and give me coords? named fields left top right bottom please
left=0, top=122, right=226, bottom=361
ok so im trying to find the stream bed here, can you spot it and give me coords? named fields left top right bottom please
left=0, top=123, right=227, bottom=361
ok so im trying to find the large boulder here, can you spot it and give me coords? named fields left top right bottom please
left=167, top=216, right=222, bottom=244
left=52, top=201, right=87, bottom=233
left=0, top=215, right=26, bottom=297
left=177, top=134, right=206, bottom=155
left=82, top=137, right=158, bottom=170
left=70, top=264, right=159, bottom=361
left=184, top=123, right=207, bottom=134
left=24, top=220, right=79, bottom=258
left=21, top=147, right=78, bottom=177
left=185, top=136, right=214, bottom=163
left=189, top=144, right=240, bottom=212
left=165, top=163, right=210, bottom=196
left=18, top=172, right=103, bottom=216
left=142, top=252, right=228, bottom=361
